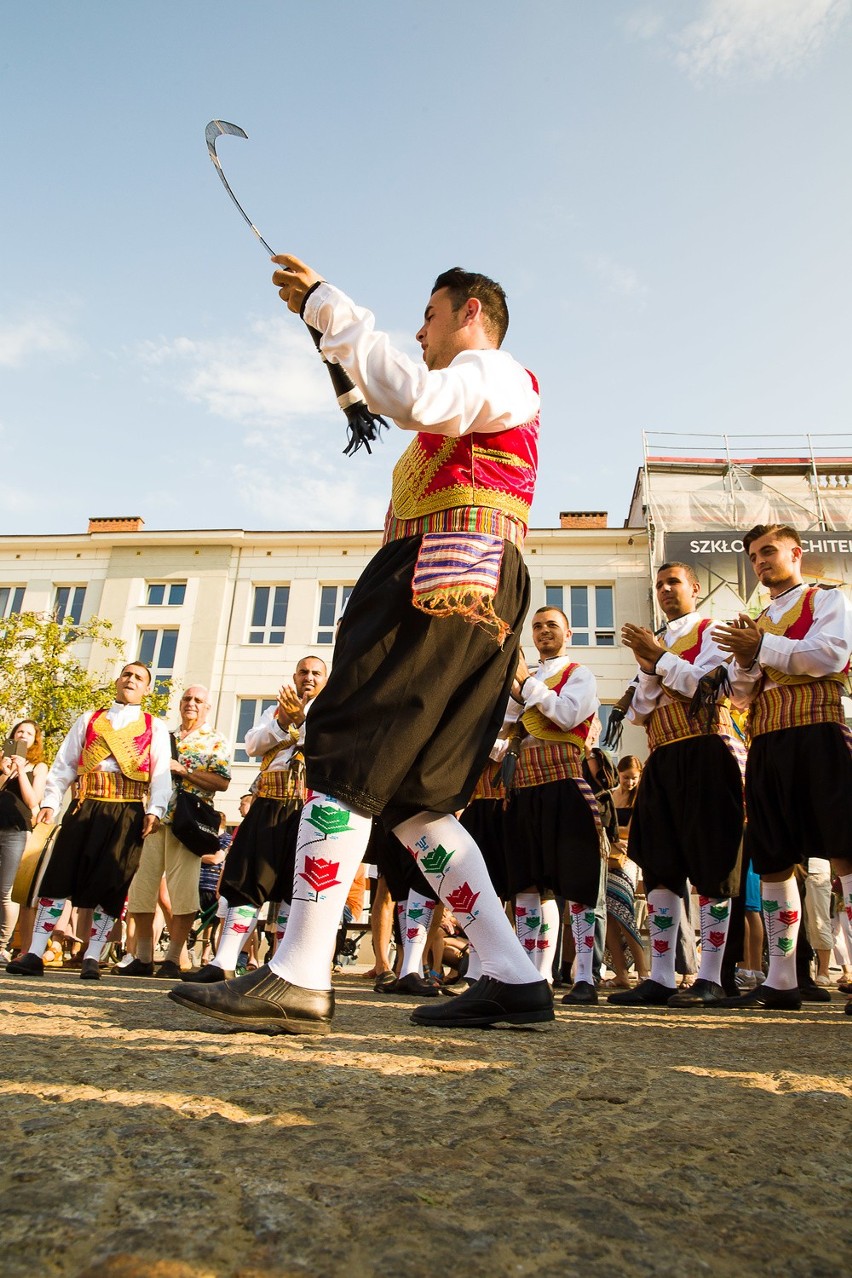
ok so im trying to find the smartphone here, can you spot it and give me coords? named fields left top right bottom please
left=2, top=739, right=26, bottom=758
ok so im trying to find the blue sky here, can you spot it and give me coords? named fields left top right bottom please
left=2, top=0, right=851, bottom=534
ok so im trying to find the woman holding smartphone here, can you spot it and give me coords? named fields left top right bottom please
left=0, top=720, right=48, bottom=963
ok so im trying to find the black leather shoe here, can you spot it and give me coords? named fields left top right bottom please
left=410, top=976, right=554, bottom=1028
left=845, top=998, right=852, bottom=1016
left=113, top=958, right=155, bottom=977
left=154, top=960, right=183, bottom=980
left=180, top=964, right=232, bottom=983
left=390, top=973, right=440, bottom=997
left=608, top=978, right=676, bottom=1006
left=80, top=958, right=101, bottom=980
left=168, top=963, right=334, bottom=1035
left=561, top=980, right=598, bottom=1005
left=668, top=978, right=726, bottom=1007
left=718, top=984, right=802, bottom=1010
left=6, top=953, right=44, bottom=976
left=799, top=982, right=831, bottom=1004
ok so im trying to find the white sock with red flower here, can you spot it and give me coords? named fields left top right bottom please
left=269, top=792, right=371, bottom=991
left=29, top=897, right=67, bottom=958
left=514, top=893, right=543, bottom=962
left=647, top=888, right=680, bottom=988
left=392, top=811, right=540, bottom=985
left=84, top=909, right=116, bottom=962
left=273, top=901, right=290, bottom=949
left=761, top=877, right=800, bottom=991
left=696, top=896, right=731, bottom=985
left=399, top=891, right=438, bottom=979
left=568, top=901, right=596, bottom=984
left=213, top=905, right=258, bottom=970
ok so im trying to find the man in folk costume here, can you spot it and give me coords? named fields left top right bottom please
left=170, top=259, right=553, bottom=1034
left=487, top=605, right=605, bottom=1003
left=609, top=562, right=748, bottom=1008
left=7, top=663, right=171, bottom=979
left=715, top=524, right=852, bottom=1013
left=181, top=656, right=327, bottom=985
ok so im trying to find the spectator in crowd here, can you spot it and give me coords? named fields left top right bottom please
left=7, top=664, right=171, bottom=979
left=604, top=755, right=649, bottom=989
left=0, top=720, right=48, bottom=964
left=120, top=685, right=230, bottom=978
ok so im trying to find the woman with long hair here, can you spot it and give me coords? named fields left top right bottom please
left=0, top=720, right=48, bottom=962
left=604, top=755, right=649, bottom=988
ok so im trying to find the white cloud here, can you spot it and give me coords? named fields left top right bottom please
left=629, top=0, right=850, bottom=83
left=233, top=456, right=390, bottom=530
left=584, top=253, right=648, bottom=300
left=135, top=317, right=333, bottom=425
left=0, top=313, right=80, bottom=368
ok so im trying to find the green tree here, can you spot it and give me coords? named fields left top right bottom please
left=0, top=611, right=170, bottom=762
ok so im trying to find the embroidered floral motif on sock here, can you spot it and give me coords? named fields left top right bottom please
left=307, top=804, right=354, bottom=837
left=298, top=855, right=342, bottom=898
left=446, top=881, right=480, bottom=921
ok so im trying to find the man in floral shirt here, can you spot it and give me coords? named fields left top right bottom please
left=122, top=686, right=231, bottom=978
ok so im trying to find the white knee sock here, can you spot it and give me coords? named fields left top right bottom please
left=393, top=812, right=540, bottom=985
left=274, top=901, right=290, bottom=947
left=647, top=888, right=681, bottom=987
left=762, top=877, right=800, bottom=991
left=399, top=891, right=438, bottom=978
left=568, top=901, right=597, bottom=984
left=466, top=941, right=483, bottom=981
left=269, top=793, right=371, bottom=990
left=30, top=898, right=67, bottom=958
left=696, top=896, right=731, bottom=985
left=538, top=898, right=560, bottom=980
left=84, top=909, right=115, bottom=962
left=514, top=893, right=543, bottom=961
left=213, top=904, right=258, bottom=970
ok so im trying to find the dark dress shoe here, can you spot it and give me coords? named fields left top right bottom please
left=668, top=979, right=726, bottom=1007
left=718, top=984, right=802, bottom=1010
left=373, top=971, right=400, bottom=992
left=561, top=980, right=598, bottom=1005
left=80, top=958, right=101, bottom=980
left=168, top=963, right=334, bottom=1035
left=180, top=964, right=232, bottom=983
left=799, top=982, right=831, bottom=1004
left=113, top=958, right=154, bottom=977
left=392, top=973, right=440, bottom=997
left=410, top=976, right=554, bottom=1028
left=6, top=952, right=45, bottom=976
left=153, top=960, right=183, bottom=980
left=608, top=978, right=675, bottom=1006
left=845, top=998, right=852, bottom=1016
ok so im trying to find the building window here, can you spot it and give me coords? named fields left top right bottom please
left=0, top=586, right=25, bottom=619
left=54, top=586, right=87, bottom=626
left=249, top=585, right=290, bottom=645
left=146, top=582, right=186, bottom=606
left=317, top=585, right=353, bottom=644
left=545, top=585, right=615, bottom=647
left=138, top=628, right=179, bottom=693
left=233, top=697, right=277, bottom=763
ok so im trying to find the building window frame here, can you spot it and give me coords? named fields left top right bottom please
left=545, top=584, right=616, bottom=647
left=233, top=696, right=277, bottom=763
left=316, top=584, right=354, bottom=644
left=146, top=582, right=187, bottom=607
left=248, top=585, right=290, bottom=645
left=0, top=586, right=25, bottom=619
left=53, top=585, right=87, bottom=626
left=137, top=627, right=179, bottom=693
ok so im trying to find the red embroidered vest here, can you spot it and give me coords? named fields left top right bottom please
left=384, top=372, right=539, bottom=547
left=80, top=709, right=153, bottom=781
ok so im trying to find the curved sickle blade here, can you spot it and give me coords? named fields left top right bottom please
left=204, top=119, right=275, bottom=257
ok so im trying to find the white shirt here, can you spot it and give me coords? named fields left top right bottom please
left=43, top=702, right=172, bottom=818
left=727, top=583, right=852, bottom=709
left=244, top=704, right=310, bottom=773
left=490, top=655, right=599, bottom=762
left=303, top=283, right=539, bottom=438
left=629, top=612, right=752, bottom=724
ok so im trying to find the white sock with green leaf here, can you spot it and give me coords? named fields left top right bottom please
left=29, top=897, right=67, bottom=958
left=399, top=891, right=438, bottom=979
left=647, top=888, right=680, bottom=988
left=213, top=904, right=258, bottom=971
left=269, top=792, right=371, bottom=991
left=393, top=811, right=540, bottom=986
left=761, top=877, right=800, bottom=991
left=696, top=896, right=731, bottom=985
left=84, top=909, right=115, bottom=962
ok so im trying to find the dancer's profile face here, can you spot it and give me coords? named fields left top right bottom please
left=655, top=567, right=698, bottom=620
left=416, top=288, right=466, bottom=371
